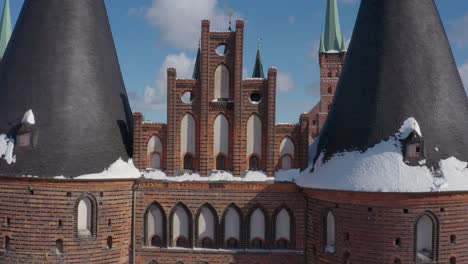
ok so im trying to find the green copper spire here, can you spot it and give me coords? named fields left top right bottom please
left=252, top=40, right=265, bottom=78
left=322, top=0, right=345, bottom=52
left=192, top=46, right=201, bottom=80
left=0, top=0, right=11, bottom=59
left=319, top=33, right=326, bottom=53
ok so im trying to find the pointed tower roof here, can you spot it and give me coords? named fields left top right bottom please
left=192, top=46, right=201, bottom=80
left=319, top=33, right=326, bottom=53
left=314, top=0, right=468, bottom=169
left=0, top=0, right=12, bottom=59
left=0, top=0, right=134, bottom=178
left=322, top=0, right=344, bottom=52
left=252, top=45, right=265, bottom=78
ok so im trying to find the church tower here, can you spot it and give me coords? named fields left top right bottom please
left=0, top=0, right=12, bottom=60
left=308, top=0, right=347, bottom=140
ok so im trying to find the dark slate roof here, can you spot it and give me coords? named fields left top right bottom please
left=0, top=0, right=134, bottom=177
left=314, top=0, right=468, bottom=168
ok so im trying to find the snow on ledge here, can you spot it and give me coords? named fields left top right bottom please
left=297, top=118, right=468, bottom=193
left=0, top=134, right=15, bottom=164
left=144, top=170, right=274, bottom=182
left=54, top=158, right=141, bottom=180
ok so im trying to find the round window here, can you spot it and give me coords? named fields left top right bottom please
left=215, top=44, right=229, bottom=56
left=249, top=92, right=263, bottom=104
left=181, top=92, right=194, bottom=104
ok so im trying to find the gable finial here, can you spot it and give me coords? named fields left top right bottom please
left=227, top=8, right=235, bottom=31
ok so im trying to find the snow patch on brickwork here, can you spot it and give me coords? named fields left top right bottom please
left=21, top=109, right=35, bottom=125
left=298, top=118, right=468, bottom=192
left=53, top=158, right=141, bottom=180
left=143, top=170, right=275, bottom=182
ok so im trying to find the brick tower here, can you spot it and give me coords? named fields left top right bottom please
left=308, top=0, right=347, bottom=141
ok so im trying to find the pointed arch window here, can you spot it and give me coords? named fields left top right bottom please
left=171, top=204, right=191, bottom=248
left=197, top=206, right=216, bottom=248
left=246, top=114, right=262, bottom=160
left=214, top=114, right=229, bottom=164
left=325, top=211, right=336, bottom=253
left=184, top=154, right=193, bottom=170
left=147, top=136, right=163, bottom=169
left=224, top=206, right=241, bottom=248
left=249, top=155, right=259, bottom=171
left=275, top=208, right=291, bottom=249
left=279, top=137, right=295, bottom=170
left=145, top=203, right=166, bottom=247
left=214, top=64, right=230, bottom=99
left=181, top=114, right=196, bottom=161
left=327, top=86, right=332, bottom=94
left=249, top=208, right=266, bottom=249
left=77, top=195, right=96, bottom=237
left=416, top=213, right=437, bottom=262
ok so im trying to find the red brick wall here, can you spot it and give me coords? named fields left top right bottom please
left=134, top=181, right=306, bottom=264
left=0, top=178, right=134, bottom=264
left=304, top=189, right=468, bottom=264
left=133, top=112, right=167, bottom=170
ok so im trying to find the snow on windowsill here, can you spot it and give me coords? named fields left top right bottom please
left=297, top=117, right=468, bottom=193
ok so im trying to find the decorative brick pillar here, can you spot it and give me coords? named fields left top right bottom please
left=299, top=113, right=309, bottom=170
left=166, top=68, right=177, bottom=176
left=266, top=68, right=277, bottom=177
left=199, top=20, right=211, bottom=176
left=233, top=20, right=245, bottom=177
left=132, top=112, right=144, bottom=169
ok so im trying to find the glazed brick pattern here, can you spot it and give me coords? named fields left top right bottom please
left=305, top=189, right=468, bottom=264
left=134, top=181, right=306, bottom=264
left=0, top=178, right=134, bottom=264
left=132, top=20, right=308, bottom=176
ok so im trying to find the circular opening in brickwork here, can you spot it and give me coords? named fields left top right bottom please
left=215, top=44, right=229, bottom=56
left=249, top=92, right=263, bottom=104
left=181, top=92, right=194, bottom=104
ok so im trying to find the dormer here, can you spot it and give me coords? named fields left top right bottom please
left=401, top=132, right=424, bottom=165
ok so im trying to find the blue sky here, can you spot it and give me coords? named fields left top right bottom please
left=6, top=0, right=468, bottom=123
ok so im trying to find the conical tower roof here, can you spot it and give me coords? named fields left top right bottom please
left=0, top=0, right=12, bottom=59
left=0, top=0, right=134, bottom=177
left=314, top=0, right=468, bottom=168
left=322, top=0, right=345, bottom=52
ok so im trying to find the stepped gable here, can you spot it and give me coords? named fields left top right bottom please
left=314, top=0, right=468, bottom=167
left=0, top=0, right=134, bottom=177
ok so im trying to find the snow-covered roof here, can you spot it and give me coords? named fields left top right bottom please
left=297, top=118, right=468, bottom=193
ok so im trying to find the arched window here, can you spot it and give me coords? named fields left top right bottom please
left=224, top=206, right=241, bottom=248
left=77, top=196, right=95, bottom=237
left=327, top=86, right=332, bottom=94
left=249, top=155, right=259, bottom=171
left=145, top=203, right=166, bottom=247
left=450, top=257, right=456, bottom=264
left=181, top=114, right=196, bottom=161
left=214, top=64, right=230, bottom=99
left=197, top=206, right=216, bottom=248
left=56, top=239, right=63, bottom=254
left=147, top=135, right=163, bottom=169
left=216, top=155, right=225, bottom=171
left=325, top=211, right=336, bottom=253
left=416, top=213, right=436, bottom=262
left=394, top=258, right=402, bottom=264
left=275, top=208, right=291, bottom=249
left=279, top=137, right=295, bottom=170
left=343, top=251, right=350, bottom=264
left=183, top=154, right=193, bottom=170
left=249, top=208, right=266, bottom=248
left=327, top=71, right=332, bottom=78
left=246, top=114, right=262, bottom=161
left=172, top=204, right=191, bottom=248
left=214, top=114, right=229, bottom=162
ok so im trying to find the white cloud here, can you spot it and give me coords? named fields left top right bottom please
left=132, top=53, right=195, bottom=111
left=458, top=62, right=468, bottom=96
left=277, top=71, right=295, bottom=92
left=449, top=13, right=468, bottom=48
left=144, top=0, right=238, bottom=50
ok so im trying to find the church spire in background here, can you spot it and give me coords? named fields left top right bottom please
left=0, top=0, right=12, bottom=59
left=192, top=42, right=201, bottom=80
left=321, top=0, right=345, bottom=52
left=252, top=39, right=265, bottom=78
